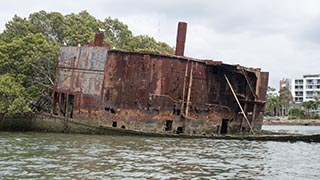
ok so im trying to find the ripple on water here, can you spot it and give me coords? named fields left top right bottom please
left=0, top=131, right=320, bottom=179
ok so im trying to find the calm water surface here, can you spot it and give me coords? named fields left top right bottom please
left=262, top=125, right=320, bottom=135
left=1, top=126, right=320, bottom=179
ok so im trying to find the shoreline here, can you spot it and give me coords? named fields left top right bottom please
left=263, top=119, right=320, bottom=126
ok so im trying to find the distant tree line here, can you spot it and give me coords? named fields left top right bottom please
left=266, top=86, right=320, bottom=119
left=0, top=11, right=174, bottom=114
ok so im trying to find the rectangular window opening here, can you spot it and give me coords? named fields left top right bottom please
left=112, top=121, right=117, bottom=127
left=68, top=94, right=75, bottom=118
left=220, top=119, right=229, bottom=134
left=165, top=120, right=173, bottom=131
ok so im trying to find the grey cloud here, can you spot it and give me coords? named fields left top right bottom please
left=298, top=16, right=320, bottom=45
left=98, top=0, right=303, bottom=36
left=0, top=0, right=319, bottom=89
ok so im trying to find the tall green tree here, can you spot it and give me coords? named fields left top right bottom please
left=102, top=17, right=132, bottom=49
left=29, top=10, right=66, bottom=43
left=123, top=35, right=174, bottom=54
left=288, top=107, right=304, bottom=119
left=279, top=87, right=293, bottom=116
left=0, top=74, right=31, bottom=114
left=64, top=11, right=103, bottom=45
left=0, top=15, right=36, bottom=42
left=266, top=86, right=280, bottom=116
left=0, top=33, right=58, bottom=112
left=101, top=17, right=173, bottom=54
left=302, top=100, right=319, bottom=118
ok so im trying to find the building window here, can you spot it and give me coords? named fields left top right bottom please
left=295, top=91, right=303, bottom=96
left=295, top=80, right=303, bottom=85
left=306, top=91, right=314, bottom=96
left=306, top=80, right=314, bottom=85
left=295, top=97, right=303, bottom=103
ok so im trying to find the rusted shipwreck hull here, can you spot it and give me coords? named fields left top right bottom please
left=52, top=22, right=269, bottom=135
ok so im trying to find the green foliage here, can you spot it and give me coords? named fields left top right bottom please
left=0, top=33, right=58, bottom=76
left=101, top=18, right=174, bottom=54
left=103, top=17, right=132, bottom=49
left=0, top=15, right=36, bottom=42
left=0, top=74, right=31, bottom=114
left=102, top=17, right=174, bottom=54
left=122, top=35, right=174, bottom=54
left=266, top=86, right=280, bottom=116
left=279, top=87, right=293, bottom=108
left=288, top=107, right=305, bottom=119
left=64, top=11, right=103, bottom=45
left=0, top=10, right=174, bottom=114
left=313, top=114, right=320, bottom=119
left=156, top=41, right=175, bottom=54
left=0, top=33, right=58, bottom=112
left=302, top=101, right=319, bottom=110
left=302, top=100, right=320, bottom=118
left=29, top=10, right=66, bottom=43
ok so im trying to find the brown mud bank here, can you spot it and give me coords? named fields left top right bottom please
left=263, top=119, right=320, bottom=126
left=1, top=113, right=320, bottom=143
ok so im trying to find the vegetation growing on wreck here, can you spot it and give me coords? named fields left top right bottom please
left=0, top=10, right=174, bottom=114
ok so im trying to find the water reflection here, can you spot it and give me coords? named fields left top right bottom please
left=0, top=130, right=320, bottom=179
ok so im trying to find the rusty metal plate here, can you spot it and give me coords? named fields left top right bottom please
left=57, top=69, right=72, bottom=90
left=59, top=47, right=78, bottom=68
left=258, top=72, right=269, bottom=102
left=59, top=46, right=108, bottom=71
left=78, top=47, right=108, bottom=71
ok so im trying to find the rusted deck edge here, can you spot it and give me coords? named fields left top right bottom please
left=1, top=113, right=319, bottom=143
left=67, top=121, right=320, bottom=143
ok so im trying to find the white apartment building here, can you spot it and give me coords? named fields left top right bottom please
left=281, top=74, right=320, bottom=103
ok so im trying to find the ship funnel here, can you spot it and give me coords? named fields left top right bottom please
left=175, top=22, right=187, bottom=56
left=94, top=32, right=104, bottom=46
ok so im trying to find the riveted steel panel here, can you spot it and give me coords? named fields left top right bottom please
left=57, top=69, right=72, bottom=90
left=258, top=72, right=269, bottom=102
left=78, top=47, right=107, bottom=71
left=82, top=72, right=104, bottom=95
left=59, top=46, right=108, bottom=71
left=59, top=47, right=78, bottom=68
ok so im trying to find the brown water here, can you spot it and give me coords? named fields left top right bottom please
left=1, top=126, right=320, bottom=179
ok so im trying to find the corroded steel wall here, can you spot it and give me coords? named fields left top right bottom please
left=53, top=46, right=269, bottom=135
left=53, top=46, right=108, bottom=122
left=98, top=50, right=268, bottom=134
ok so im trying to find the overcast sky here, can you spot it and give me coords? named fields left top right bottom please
left=0, top=0, right=319, bottom=89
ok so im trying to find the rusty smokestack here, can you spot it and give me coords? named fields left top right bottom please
left=94, top=32, right=104, bottom=46
left=175, top=22, right=187, bottom=56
